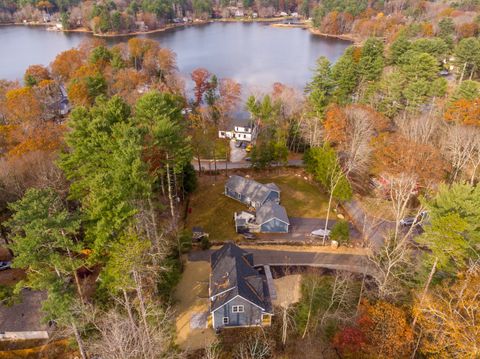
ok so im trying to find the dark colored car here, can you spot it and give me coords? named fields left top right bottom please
left=400, top=211, right=428, bottom=227
left=0, top=261, right=11, bottom=271
left=235, top=141, right=243, bottom=148
left=245, top=157, right=251, bottom=161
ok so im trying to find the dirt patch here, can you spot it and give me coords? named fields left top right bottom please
left=273, top=274, right=302, bottom=308
left=0, top=268, right=26, bottom=286
left=0, top=247, right=12, bottom=261
left=0, top=338, right=77, bottom=358
left=173, top=261, right=215, bottom=351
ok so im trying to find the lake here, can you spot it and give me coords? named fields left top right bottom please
left=0, top=22, right=350, bottom=91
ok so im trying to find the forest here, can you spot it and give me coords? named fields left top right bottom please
left=0, top=0, right=480, bottom=358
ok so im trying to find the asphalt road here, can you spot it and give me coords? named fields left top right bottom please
left=189, top=248, right=371, bottom=274
left=192, top=159, right=304, bottom=171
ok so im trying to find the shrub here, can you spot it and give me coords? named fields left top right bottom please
left=201, top=236, right=211, bottom=250
left=330, top=220, right=350, bottom=245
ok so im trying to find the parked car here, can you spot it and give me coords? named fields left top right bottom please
left=240, top=142, right=248, bottom=149
left=242, top=232, right=256, bottom=240
left=400, top=211, right=428, bottom=227
left=310, top=228, right=331, bottom=237
left=0, top=261, right=11, bottom=271
left=245, top=157, right=251, bottom=161
left=246, top=144, right=253, bottom=152
left=235, top=141, right=243, bottom=148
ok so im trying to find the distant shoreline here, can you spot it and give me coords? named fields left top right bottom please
left=0, top=18, right=358, bottom=44
left=0, top=17, right=294, bottom=38
left=307, top=27, right=358, bottom=44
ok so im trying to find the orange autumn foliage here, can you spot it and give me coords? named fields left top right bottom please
left=457, top=22, right=479, bottom=38
left=358, top=300, right=414, bottom=358
left=413, top=267, right=480, bottom=358
left=445, top=98, right=480, bottom=126
left=6, top=122, right=65, bottom=157
left=111, top=68, right=147, bottom=103
left=24, top=65, right=51, bottom=85
left=422, top=22, right=434, bottom=37
left=5, top=87, right=42, bottom=123
left=50, top=49, right=84, bottom=82
left=324, top=104, right=390, bottom=146
left=372, top=133, right=448, bottom=186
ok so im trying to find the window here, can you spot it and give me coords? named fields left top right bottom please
left=232, top=305, right=244, bottom=313
left=223, top=317, right=229, bottom=324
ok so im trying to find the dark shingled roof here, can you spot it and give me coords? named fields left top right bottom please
left=210, top=243, right=272, bottom=313
left=226, top=175, right=280, bottom=206
left=256, top=202, right=290, bottom=226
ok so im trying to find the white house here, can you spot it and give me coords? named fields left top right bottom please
left=218, top=113, right=258, bottom=142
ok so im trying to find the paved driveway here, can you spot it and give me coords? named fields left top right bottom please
left=342, top=200, right=394, bottom=251
left=229, top=140, right=246, bottom=163
left=256, top=217, right=361, bottom=242
left=189, top=248, right=371, bottom=274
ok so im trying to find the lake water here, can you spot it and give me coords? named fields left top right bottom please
left=0, top=22, right=350, bottom=91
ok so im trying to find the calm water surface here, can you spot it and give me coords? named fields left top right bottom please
left=0, top=23, right=350, bottom=91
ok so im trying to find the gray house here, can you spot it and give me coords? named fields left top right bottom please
left=255, top=202, right=290, bottom=233
left=209, top=243, right=273, bottom=330
left=234, top=202, right=290, bottom=233
left=225, top=175, right=280, bottom=209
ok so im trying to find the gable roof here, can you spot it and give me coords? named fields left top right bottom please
left=226, top=175, right=279, bottom=205
left=210, top=242, right=271, bottom=313
left=256, top=202, right=290, bottom=226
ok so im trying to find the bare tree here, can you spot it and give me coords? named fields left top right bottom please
left=203, top=339, right=222, bottom=359
left=88, top=301, right=179, bottom=359
left=441, top=124, right=478, bottom=182
left=298, top=113, right=323, bottom=148
left=341, top=106, right=375, bottom=181
left=318, top=271, right=357, bottom=328
left=367, top=174, right=424, bottom=300
left=396, top=107, right=441, bottom=145
left=234, top=334, right=272, bottom=359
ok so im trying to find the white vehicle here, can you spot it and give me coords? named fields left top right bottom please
left=310, top=228, right=331, bottom=237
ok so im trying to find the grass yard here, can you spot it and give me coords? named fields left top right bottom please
left=185, top=172, right=335, bottom=242
left=255, top=173, right=335, bottom=218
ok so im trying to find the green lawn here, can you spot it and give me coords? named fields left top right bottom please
left=185, top=173, right=334, bottom=242
left=255, top=174, right=333, bottom=218
left=186, top=179, right=244, bottom=242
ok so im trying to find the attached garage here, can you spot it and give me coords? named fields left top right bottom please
left=256, top=202, right=290, bottom=233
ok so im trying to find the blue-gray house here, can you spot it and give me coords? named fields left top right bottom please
left=209, top=243, right=273, bottom=330
left=225, top=175, right=280, bottom=209
left=255, top=202, right=290, bottom=233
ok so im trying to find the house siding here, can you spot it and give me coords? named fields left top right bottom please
left=213, top=296, right=264, bottom=329
left=260, top=218, right=289, bottom=233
